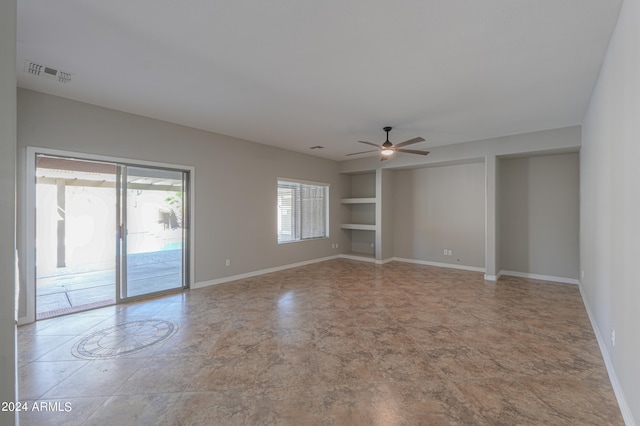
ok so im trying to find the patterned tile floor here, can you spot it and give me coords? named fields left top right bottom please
left=17, top=259, right=623, bottom=425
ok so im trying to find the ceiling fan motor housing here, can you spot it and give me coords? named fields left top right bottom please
left=383, top=126, right=393, bottom=148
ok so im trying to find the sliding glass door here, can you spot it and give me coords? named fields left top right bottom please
left=35, top=155, right=117, bottom=319
left=34, top=152, right=190, bottom=319
left=119, top=166, right=188, bottom=299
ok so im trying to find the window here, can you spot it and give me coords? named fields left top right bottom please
left=277, top=179, right=329, bottom=243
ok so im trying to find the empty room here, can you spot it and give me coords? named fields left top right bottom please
left=1, top=0, right=639, bottom=425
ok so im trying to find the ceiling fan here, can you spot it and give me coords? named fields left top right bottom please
left=346, top=127, right=429, bottom=161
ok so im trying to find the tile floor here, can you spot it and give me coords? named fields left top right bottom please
left=18, top=259, right=623, bottom=425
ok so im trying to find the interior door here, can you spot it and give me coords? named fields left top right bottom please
left=119, top=165, right=188, bottom=299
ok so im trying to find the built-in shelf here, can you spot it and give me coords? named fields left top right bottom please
left=341, top=223, right=376, bottom=231
left=341, top=172, right=378, bottom=258
left=340, top=197, right=376, bottom=204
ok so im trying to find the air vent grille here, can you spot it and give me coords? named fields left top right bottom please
left=25, top=60, right=72, bottom=84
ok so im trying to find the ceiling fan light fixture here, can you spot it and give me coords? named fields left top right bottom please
left=347, top=126, right=429, bottom=159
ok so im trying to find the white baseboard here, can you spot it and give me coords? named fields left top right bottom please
left=578, top=284, right=636, bottom=426
left=392, top=257, right=485, bottom=273
left=194, top=255, right=481, bottom=289
left=193, top=255, right=339, bottom=289
left=193, top=257, right=579, bottom=290
left=337, top=254, right=394, bottom=264
left=499, top=270, right=580, bottom=285
left=338, top=254, right=377, bottom=263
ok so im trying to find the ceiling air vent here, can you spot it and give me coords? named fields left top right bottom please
left=25, top=60, right=72, bottom=84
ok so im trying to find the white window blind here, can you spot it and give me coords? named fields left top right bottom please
left=277, top=179, right=328, bottom=243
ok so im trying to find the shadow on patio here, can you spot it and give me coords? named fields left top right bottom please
left=37, top=249, right=182, bottom=319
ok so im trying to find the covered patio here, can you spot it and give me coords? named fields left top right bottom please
left=37, top=249, right=183, bottom=319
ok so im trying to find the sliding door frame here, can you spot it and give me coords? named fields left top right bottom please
left=118, top=164, right=190, bottom=302
left=115, top=165, right=125, bottom=304
left=23, top=146, right=195, bottom=324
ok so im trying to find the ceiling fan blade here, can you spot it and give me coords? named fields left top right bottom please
left=396, top=148, right=430, bottom=155
left=395, top=137, right=426, bottom=148
left=345, top=149, right=380, bottom=156
left=358, top=141, right=382, bottom=148
left=380, top=155, right=390, bottom=162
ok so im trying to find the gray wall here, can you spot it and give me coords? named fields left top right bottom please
left=581, top=0, right=639, bottom=420
left=349, top=173, right=376, bottom=198
left=379, top=169, right=395, bottom=260
left=392, top=162, right=485, bottom=268
left=494, top=157, right=502, bottom=274
left=500, top=153, right=579, bottom=279
left=350, top=230, right=375, bottom=256
left=17, top=89, right=346, bottom=319
left=0, top=1, right=17, bottom=424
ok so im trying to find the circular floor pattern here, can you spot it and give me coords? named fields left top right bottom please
left=72, top=319, right=178, bottom=359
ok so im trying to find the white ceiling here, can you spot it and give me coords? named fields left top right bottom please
left=17, top=0, right=622, bottom=161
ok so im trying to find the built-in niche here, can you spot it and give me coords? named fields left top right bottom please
left=499, top=153, right=579, bottom=280
left=340, top=172, right=376, bottom=257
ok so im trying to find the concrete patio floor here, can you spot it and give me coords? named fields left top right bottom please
left=37, top=249, right=183, bottom=319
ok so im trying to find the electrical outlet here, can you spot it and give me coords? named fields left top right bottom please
left=443, top=249, right=447, bottom=255
left=581, top=270, right=585, bottom=278
left=225, top=259, right=230, bottom=267
left=611, top=328, right=616, bottom=347
left=448, top=250, right=453, bottom=256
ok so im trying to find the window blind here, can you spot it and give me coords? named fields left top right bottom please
left=277, top=179, right=328, bottom=243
